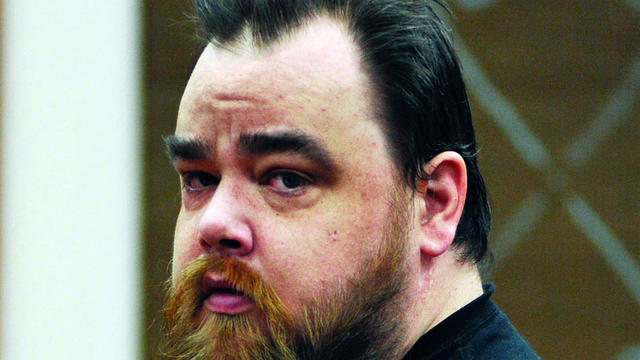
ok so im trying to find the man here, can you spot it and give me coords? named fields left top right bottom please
left=161, top=0, right=540, bottom=359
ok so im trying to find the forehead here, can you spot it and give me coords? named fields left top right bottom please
left=177, top=16, right=378, bottom=134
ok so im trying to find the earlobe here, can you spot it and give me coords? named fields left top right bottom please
left=417, top=151, right=467, bottom=258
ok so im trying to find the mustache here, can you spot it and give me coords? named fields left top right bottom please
left=165, top=254, right=291, bottom=325
left=162, top=254, right=298, bottom=360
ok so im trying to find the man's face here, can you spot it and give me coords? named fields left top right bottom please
left=166, top=17, right=421, bottom=358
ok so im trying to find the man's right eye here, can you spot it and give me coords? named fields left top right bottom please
left=182, top=171, right=219, bottom=192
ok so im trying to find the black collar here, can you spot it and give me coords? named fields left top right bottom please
left=403, top=284, right=497, bottom=360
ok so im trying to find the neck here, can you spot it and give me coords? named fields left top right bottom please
left=400, top=250, right=484, bottom=357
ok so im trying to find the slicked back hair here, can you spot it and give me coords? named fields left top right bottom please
left=191, top=0, right=492, bottom=264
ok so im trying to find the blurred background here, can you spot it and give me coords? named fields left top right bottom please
left=1, top=0, right=638, bottom=359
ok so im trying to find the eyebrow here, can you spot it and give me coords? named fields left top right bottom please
left=164, top=135, right=210, bottom=162
left=238, top=130, right=336, bottom=171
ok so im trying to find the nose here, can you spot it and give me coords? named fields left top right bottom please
left=197, top=180, right=254, bottom=257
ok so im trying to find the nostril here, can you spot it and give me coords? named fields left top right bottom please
left=219, top=238, right=242, bottom=249
left=200, top=237, right=212, bottom=249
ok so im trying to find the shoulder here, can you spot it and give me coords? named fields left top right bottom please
left=454, top=300, right=541, bottom=360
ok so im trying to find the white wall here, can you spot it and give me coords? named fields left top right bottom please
left=1, top=1, right=142, bottom=359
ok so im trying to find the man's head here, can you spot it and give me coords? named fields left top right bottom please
left=190, top=0, right=491, bottom=263
left=162, top=1, right=491, bottom=359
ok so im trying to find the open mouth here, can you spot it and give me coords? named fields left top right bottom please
left=202, top=273, right=254, bottom=315
left=211, top=288, right=244, bottom=295
left=204, top=279, right=245, bottom=296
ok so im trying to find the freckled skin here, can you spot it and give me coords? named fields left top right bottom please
left=171, top=17, right=425, bottom=345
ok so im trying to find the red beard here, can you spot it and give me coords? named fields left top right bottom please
left=161, top=187, right=412, bottom=360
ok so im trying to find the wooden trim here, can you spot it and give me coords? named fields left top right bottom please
left=142, top=0, right=198, bottom=358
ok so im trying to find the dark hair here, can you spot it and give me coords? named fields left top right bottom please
left=191, top=0, right=491, bottom=264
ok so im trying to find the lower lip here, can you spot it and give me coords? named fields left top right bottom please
left=204, top=293, right=255, bottom=315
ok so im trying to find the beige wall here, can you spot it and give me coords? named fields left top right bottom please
left=2, top=1, right=141, bottom=357
left=0, top=0, right=3, bottom=353
left=142, top=1, right=640, bottom=358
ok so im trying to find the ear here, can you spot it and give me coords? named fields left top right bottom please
left=415, top=151, right=467, bottom=258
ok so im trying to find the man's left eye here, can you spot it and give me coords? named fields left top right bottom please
left=264, top=170, right=312, bottom=193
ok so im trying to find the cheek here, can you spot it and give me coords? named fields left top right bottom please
left=262, top=206, right=386, bottom=301
left=171, top=210, right=201, bottom=280
left=252, top=227, right=340, bottom=307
